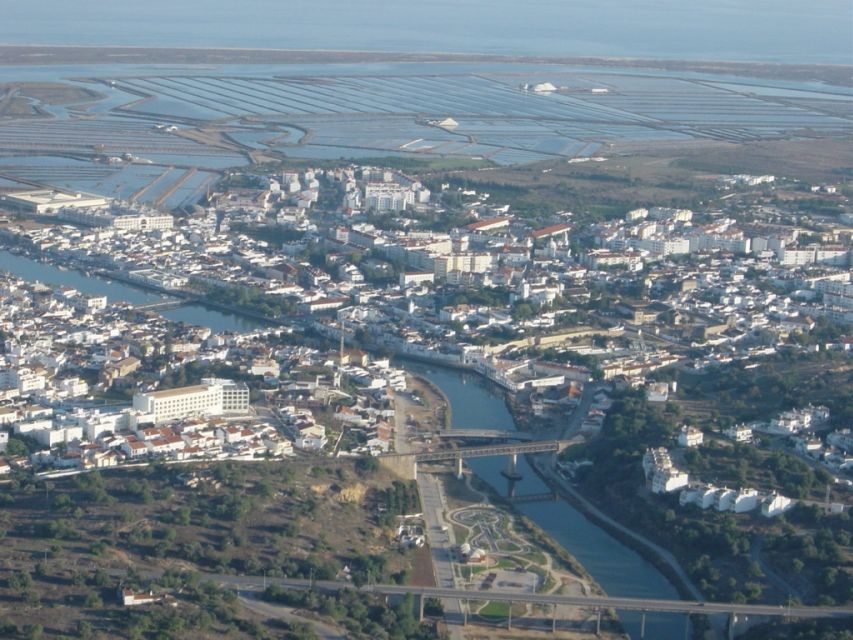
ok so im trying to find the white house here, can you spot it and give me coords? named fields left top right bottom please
left=715, top=488, right=737, bottom=511
left=730, top=488, right=760, bottom=513
left=761, top=493, right=794, bottom=518
left=643, top=447, right=672, bottom=478
left=646, top=382, right=670, bottom=403
left=296, top=424, right=327, bottom=451
left=651, top=467, right=689, bottom=494
left=678, top=426, right=704, bottom=448
left=723, top=424, right=753, bottom=443
left=681, top=483, right=719, bottom=509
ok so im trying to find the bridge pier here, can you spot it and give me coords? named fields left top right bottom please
left=684, top=613, right=690, bottom=640
left=503, top=453, right=522, bottom=480
left=640, top=612, right=646, bottom=639
left=596, top=608, right=601, bottom=636
left=728, top=612, right=736, bottom=640
left=508, top=601, right=512, bottom=630
left=463, top=600, right=468, bottom=626
left=456, top=456, right=463, bottom=479
left=418, top=593, right=424, bottom=622
left=552, top=604, right=557, bottom=633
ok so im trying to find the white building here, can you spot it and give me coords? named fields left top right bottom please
left=201, top=378, right=250, bottom=413
left=295, top=424, right=327, bottom=451
left=365, top=183, right=415, bottom=212
left=730, top=488, right=760, bottom=513
left=433, top=253, right=496, bottom=278
left=646, top=382, right=670, bottom=403
left=761, top=493, right=794, bottom=518
left=132, top=379, right=249, bottom=424
left=715, top=488, right=737, bottom=511
left=678, top=484, right=719, bottom=509
left=0, top=189, right=110, bottom=214
left=643, top=447, right=672, bottom=479
left=723, top=424, right=753, bottom=443
left=766, top=405, right=830, bottom=435
left=652, top=467, right=689, bottom=494
left=678, top=426, right=704, bottom=448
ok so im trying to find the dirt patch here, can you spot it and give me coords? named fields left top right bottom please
left=410, top=545, right=437, bottom=587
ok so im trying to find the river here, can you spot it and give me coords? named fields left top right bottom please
left=0, top=248, right=266, bottom=334
left=6, top=245, right=701, bottom=636
left=399, top=358, right=688, bottom=639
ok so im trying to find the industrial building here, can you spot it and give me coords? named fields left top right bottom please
left=1, top=189, right=111, bottom=214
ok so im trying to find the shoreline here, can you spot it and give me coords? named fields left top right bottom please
left=0, top=45, right=850, bottom=85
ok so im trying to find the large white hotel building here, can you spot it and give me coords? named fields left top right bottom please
left=132, top=378, right=249, bottom=424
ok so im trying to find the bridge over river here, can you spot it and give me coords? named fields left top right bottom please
left=209, top=573, right=853, bottom=639
left=380, top=440, right=568, bottom=480
left=437, top=429, right=535, bottom=441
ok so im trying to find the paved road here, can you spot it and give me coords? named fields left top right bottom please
left=418, top=472, right=458, bottom=591
left=395, top=386, right=465, bottom=640
left=559, top=380, right=607, bottom=440
left=418, top=471, right=468, bottom=640
left=237, top=591, right=347, bottom=640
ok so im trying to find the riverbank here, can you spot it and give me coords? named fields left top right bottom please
left=408, top=371, right=452, bottom=430
left=0, top=245, right=268, bottom=333
left=439, top=471, right=626, bottom=638
left=406, top=361, right=697, bottom=638
left=528, top=457, right=703, bottom=603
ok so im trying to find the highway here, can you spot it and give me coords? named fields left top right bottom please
left=204, top=574, right=853, bottom=620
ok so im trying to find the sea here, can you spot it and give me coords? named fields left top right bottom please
left=2, top=0, right=852, bottom=65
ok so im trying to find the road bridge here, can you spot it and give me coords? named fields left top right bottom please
left=209, top=574, right=853, bottom=638
left=134, top=298, right=188, bottom=312
left=414, top=440, right=565, bottom=463
left=380, top=440, right=567, bottom=480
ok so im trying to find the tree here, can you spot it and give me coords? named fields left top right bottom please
left=8, top=570, right=32, bottom=593
left=84, top=592, right=103, bottom=608
left=356, top=457, right=379, bottom=475
left=511, top=302, right=535, bottom=322
left=23, top=624, right=43, bottom=640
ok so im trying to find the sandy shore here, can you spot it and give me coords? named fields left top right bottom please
left=0, top=44, right=850, bottom=85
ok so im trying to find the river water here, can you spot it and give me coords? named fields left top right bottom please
left=399, top=359, right=687, bottom=639
left=3, top=245, right=697, bottom=635
left=0, top=249, right=266, bottom=334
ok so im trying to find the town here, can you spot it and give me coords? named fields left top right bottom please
left=0, top=158, right=851, bottom=639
